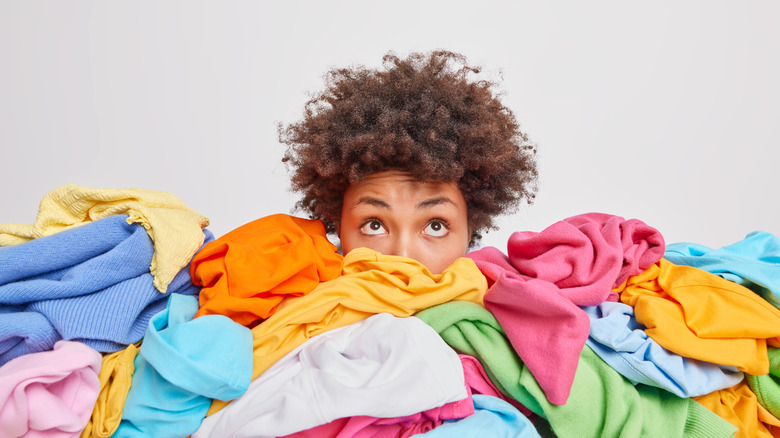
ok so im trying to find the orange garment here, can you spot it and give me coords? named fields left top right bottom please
left=190, top=214, right=343, bottom=326
left=207, top=247, right=487, bottom=415
left=617, top=258, right=780, bottom=375
left=694, top=380, right=780, bottom=438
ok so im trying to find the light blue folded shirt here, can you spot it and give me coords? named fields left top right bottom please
left=583, top=301, right=743, bottom=398
left=665, top=230, right=780, bottom=308
left=114, top=293, right=253, bottom=438
left=413, top=394, right=541, bottom=438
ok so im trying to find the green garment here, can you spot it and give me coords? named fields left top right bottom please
left=415, top=301, right=736, bottom=438
left=748, top=347, right=780, bottom=419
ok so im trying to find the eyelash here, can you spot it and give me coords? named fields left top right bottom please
left=358, top=218, right=450, bottom=235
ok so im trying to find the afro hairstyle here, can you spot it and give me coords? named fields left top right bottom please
left=280, top=50, right=538, bottom=245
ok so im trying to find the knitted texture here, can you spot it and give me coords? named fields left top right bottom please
left=0, top=184, right=209, bottom=293
left=0, top=215, right=210, bottom=366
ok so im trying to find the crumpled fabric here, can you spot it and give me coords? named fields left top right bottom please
left=190, top=214, right=343, bottom=326
left=467, top=212, right=664, bottom=405
left=617, top=258, right=780, bottom=375
left=0, top=340, right=102, bottom=437
left=584, top=301, right=743, bottom=397
left=665, top=230, right=780, bottom=308
left=0, top=184, right=209, bottom=293
left=0, top=215, right=210, bottom=366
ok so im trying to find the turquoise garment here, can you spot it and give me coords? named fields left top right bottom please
left=413, top=394, right=541, bottom=437
left=665, top=231, right=780, bottom=308
left=113, top=294, right=253, bottom=438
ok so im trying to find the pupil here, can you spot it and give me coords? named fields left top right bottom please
left=431, top=222, right=441, bottom=231
left=371, top=222, right=380, bottom=230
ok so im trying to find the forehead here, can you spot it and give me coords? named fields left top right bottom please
left=344, top=171, right=465, bottom=206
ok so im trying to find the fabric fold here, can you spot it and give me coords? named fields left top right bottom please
left=0, top=184, right=209, bottom=293
left=584, top=301, right=744, bottom=397
left=467, top=212, right=665, bottom=405
left=114, top=294, right=253, bottom=438
left=0, top=215, right=211, bottom=366
left=415, top=300, right=737, bottom=438
left=0, top=340, right=102, bottom=437
left=190, top=214, right=343, bottom=326
left=617, top=258, right=780, bottom=375
left=207, top=247, right=487, bottom=415
left=665, top=231, right=780, bottom=308
left=195, top=313, right=468, bottom=437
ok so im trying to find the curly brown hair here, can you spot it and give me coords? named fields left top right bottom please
left=280, top=50, right=538, bottom=245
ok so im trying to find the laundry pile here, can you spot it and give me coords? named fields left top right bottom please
left=2, top=184, right=779, bottom=437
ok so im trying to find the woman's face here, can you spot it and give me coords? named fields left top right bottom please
left=339, top=170, right=471, bottom=274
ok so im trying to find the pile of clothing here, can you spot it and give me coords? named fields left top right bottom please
left=2, top=184, right=779, bottom=437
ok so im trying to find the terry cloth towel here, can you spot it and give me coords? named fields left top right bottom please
left=79, top=343, right=140, bottom=438
left=412, top=394, right=542, bottom=438
left=0, top=340, right=102, bottom=437
left=693, top=379, right=780, bottom=438
left=584, top=301, right=744, bottom=398
left=207, top=247, right=487, bottom=416
left=665, top=230, right=780, bottom=308
left=748, top=347, right=780, bottom=420
left=617, top=258, right=780, bottom=375
left=194, top=313, right=469, bottom=437
left=0, top=184, right=209, bottom=293
left=190, top=214, right=343, bottom=326
left=0, top=215, right=210, bottom=366
left=114, top=294, right=253, bottom=438
left=466, top=212, right=665, bottom=405
left=414, top=300, right=738, bottom=438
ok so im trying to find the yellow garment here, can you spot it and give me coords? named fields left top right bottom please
left=207, top=247, right=487, bottom=415
left=694, top=380, right=780, bottom=438
left=0, top=184, right=209, bottom=293
left=80, top=343, right=140, bottom=438
left=617, top=258, right=780, bottom=375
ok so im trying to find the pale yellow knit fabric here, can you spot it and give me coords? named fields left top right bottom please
left=0, top=184, right=209, bottom=293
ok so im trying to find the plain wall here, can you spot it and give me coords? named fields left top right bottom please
left=2, top=0, right=778, bottom=250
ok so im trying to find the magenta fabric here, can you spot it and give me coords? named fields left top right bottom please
left=0, top=340, right=102, bottom=438
left=466, top=212, right=664, bottom=406
left=459, top=354, right=535, bottom=420
left=278, top=390, right=474, bottom=438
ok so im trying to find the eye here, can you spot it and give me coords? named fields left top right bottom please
left=359, top=219, right=388, bottom=236
left=423, top=219, right=449, bottom=237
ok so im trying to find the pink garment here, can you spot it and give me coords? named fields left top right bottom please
left=459, top=354, right=534, bottom=420
left=467, top=212, right=664, bottom=405
left=279, top=390, right=474, bottom=438
left=0, top=340, right=102, bottom=438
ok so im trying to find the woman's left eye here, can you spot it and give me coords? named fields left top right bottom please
left=422, top=220, right=449, bottom=237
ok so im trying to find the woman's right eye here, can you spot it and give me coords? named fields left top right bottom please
left=359, top=220, right=387, bottom=236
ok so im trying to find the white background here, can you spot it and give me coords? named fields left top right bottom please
left=1, top=1, right=778, bottom=251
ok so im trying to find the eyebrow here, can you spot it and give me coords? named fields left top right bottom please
left=351, top=196, right=456, bottom=210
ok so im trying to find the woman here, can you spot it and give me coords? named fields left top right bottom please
left=280, top=50, right=539, bottom=273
